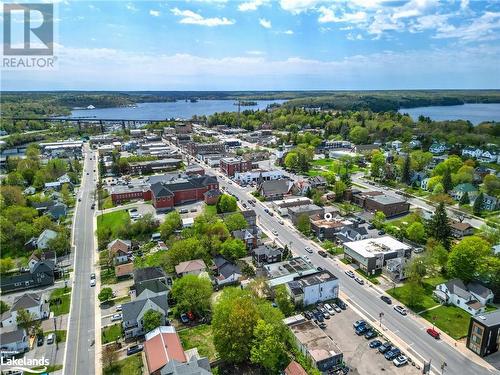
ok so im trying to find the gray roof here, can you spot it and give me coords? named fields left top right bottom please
left=11, top=293, right=42, bottom=311
left=288, top=204, right=323, bottom=214
left=254, top=245, right=281, bottom=257
left=467, top=282, right=493, bottom=298
left=473, top=310, right=500, bottom=328
left=444, top=279, right=471, bottom=300
left=368, top=194, right=406, bottom=205
left=159, top=358, right=212, bottom=375
left=259, top=179, right=290, bottom=196
left=136, top=279, right=169, bottom=296
left=122, top=294, right=168, bottom=322
left=134, top=267, right=166, bottom=284
left=213, top=256, right=241, bottom=279
left=0, top=329, right=26, bottom=345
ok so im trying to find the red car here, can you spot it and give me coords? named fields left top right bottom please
left=427, top=328, right=440, bottom=339
left=187, top=311, right=195, bottom=321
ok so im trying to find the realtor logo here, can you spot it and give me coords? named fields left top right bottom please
left=3, top=3, right=54, bottom=55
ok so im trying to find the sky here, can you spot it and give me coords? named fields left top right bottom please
left=2, top=0, right=500, bottom=91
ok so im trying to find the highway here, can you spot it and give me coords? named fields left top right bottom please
left=208, top=166, right=497, bottom=375
left=63, top=145, right=97, bottom=375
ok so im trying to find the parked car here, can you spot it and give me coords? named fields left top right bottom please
left=314, top=313, right=324, bottom=323
left=179, top=208, right=188, bottom=214
left=355, top=277, right=365, bottom=285
left=180, top=313, right=189, bottom=324
left=369, top=339, right=382, bottom=348
left=353, top=320, right=366, bottom=329
left=378, top=342, right=392, bottom=354
left=90, top=279, right=96, bottom=287
left=427, top=328, right=440, bottom=339
left=324, top=304, right=335, bottom=315
left=318, top=250, right=328, bottom=257
left=378, top=230, right=385, bottom=235
left=90, top=273, right=96, bottom=280
left=355, top=324, right=369, bottom=336
left=111, top=313, right=122, bottom=322
left=115, top=305, right=122, bottom=312
left=337, top=299, right=347, bottom=310
left=91, top=203, right=95, bottom=210
left=305, top=247, right=313, bottom=254
left=318, top=322, right=327, bottom=329
left=317, top=266, right=323, bottom=271
left=380, top=296, right=392, bottom=304
left=345, top=270, right=355, bottom=278
left=127, top=344, right=144, bottom=356
left=304, top=311, right=313, bottom=320
left=393, top=355, right=408, bottom=367
left=368, top=224, right=375, bottom=229
left=272, top=230, right=279, bottom=236
left=413, top=247, right=424, bottom=254
left=393, top=305, right=407, bottom=315
left=385, top=348, right=401, bottom=360
left=365, top=330, right=377, bottom=339
left=46, top=333, right=55, bottom=345
left=278, top=219, right=284, bottom=225
left=332, top=304, right=342, bottom=313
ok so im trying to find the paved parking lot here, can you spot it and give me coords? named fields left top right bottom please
left=318, top=303, right=422, bottom=375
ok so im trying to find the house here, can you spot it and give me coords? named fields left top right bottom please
left=257, top=179, right=293, bottom=200
left=0, top=329, right=29, bottom=357
left=28, top=251, right=57, bottom=271
left=175, top=259, right=207, bottom=277
left=219, top=157, right=253, bottom=177
left=477, top=194, right=500, bottom=211
left=391, top=140, right=403, bottom=150
left=212, top=255, right=242, bottom=286
left=336, top=226, right=368, bottom=244
left=288, top=204, right=325, bottom=225
left=421, top=178, right=430, bottom=190
left=451, top=183, right=478, bottom=202
left=343, top=236, right=411, bottom=275
left=467, top=310, right=500, bottom=357
left=47, top=203, right=67, bottom=220
left=271, top=197, right=312, bottom=216
left=383, top=257, right=409, bottom=282
left=23, top=186, right=36, bottom=195
left=122, top=290, right=169, bottom=339
left=1, top=293, right=49, bottom=328
left=232, top=228, right=259, bottom=250
left=107, top=239, right=132, bottom=264
left=310, top=217, right=351, bottom=241
left=253, top=245, right=283, bottom=266
left=284, top=315, right=343, bottom=372
left=409, top=139, right=422, bottom=149
left=36, top=229, right=58, bottom=250
left=434, top=279, right=494, bottom=316
left=429, top=142, right=448, bottom=155
left=203, top=189, right=221, bottom=205
left=410, top=171, right=427, bottom=186
left=449, top=220, right=474, bottom=238
left=263, top=257, right=318, bottom=287
left=286, top=270, right=339, bottom=307
left=133, top=267, right=168, bottom=295
left=115, top=262, right=134, bottom=278
left=182, top=217, right=194, bottom=228
left=308, top=176, right=328, bottom=190
left=285, top=361, right=308, bottom=375
left=136, top=279, right=169, bottom=299
left=0, top=260, right=55, bottom=293
left=143, top=326, right=211, bottom=375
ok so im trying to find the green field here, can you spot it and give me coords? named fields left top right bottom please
left=50, top=287, right=72, bottom=316
left=103, top=353, right=143, bottom=375
left=179, top=324, right=218, bottom=361
left=420, top=306, right=472, bottom=339
left=102, top=323, right=123, bottom=344
left=387, top=276, right=446, bottom=313
left=45, top=330, right=67, bottom=343
left=204, top=204, right=217, bottom=215
left=134, top=249, right=167, bottom=268
left=97, top=210, right=129, bottom=236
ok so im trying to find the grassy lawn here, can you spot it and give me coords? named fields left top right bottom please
left=355, top=269, right=380, bottom=285
left=100, top=266, right=117, bottom=285
left=46, top=330, right=67, bottom=343
left=340, top=258, right=351, bottom=265
left=134, top=250, right=167, bottom=268
left=179, top=324, right=218, bottom=361
left=102, top=323, right=123, bottom=344
left=97, top=210, right=129, bottom=236
left=49, top=287, right=72, bottom=316
left=387, top=276, right=447, bottom=313
left=420, top=306, right=471, bottom=339
left=204, top=204, right=217, bottom=215
left=103, top=353, right=143, bottom=375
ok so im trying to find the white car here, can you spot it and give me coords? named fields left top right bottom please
left=332, top=304, right=342, bottom=313
left=324, top=303, right=335, bottom=315
left=393, top=355, right=408, bottom=367
left=111, top=313, right=122, bottom=322
left=394, top=305, right=407, bottom=315
left=355, top=277, right=365, bottom=285
left=90, top=279, right=96, bottom=287
left=115, top=305, right=122, bottom=312
left=272, top=230, right=278, bottom=236
left=305, top=247, right=313, bottom=254
left=345, top=270, right=355, bottom=278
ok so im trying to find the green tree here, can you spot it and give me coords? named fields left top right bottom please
left=410, top=150, right=433, bottom=171
left=333, top=180, right=347, bottom=202
left=216, top=194, right=237, bottom=213
left=473, top=192, right=484, bottom=215
left=16, top=309, right=40, bottom=336
left=0, top=258, right=15, bottom=274
left=98, top=287, right=114, bottom=303
left=223, top=212, right=248, bottom=232
left=459, top=191, right=470, bottom=206
left=349, top=126, right=369, bottom=144
left=142, top=309, right=163, bottom=333
left=274, top=285, right=295, bottom=317
left=171, top=275, right=213, bottom=318
left=406, top=281, right=425, bottom=308
left=284, top=152, right=298, bottom=171
left=401, top=154, right=411, bottom=185
left=296, top=214, right=311, bottom=235
left=250, top=319, right=288, bottom=373
left=427, top=202, right=452, bottom=250
left=220, top=238, right=247, bottom=260
left=407, top=257, right=428, bottom=285
left=0, top=301, right=10, bottom=314
left=483, top=174, right=500, bottom=196
left=372, top=211, right=386, bottom=229
left=370, top=150, right=385, bottom=179
left=447, top=236, right=492, bottom=283
left=426, top=239, right=448, bottom=272
left=159, top=210, right=182, bottom=240
left=406, top=222, right=426, bottom=244
left=442, top=168, right=452, bottom=193
left=0, top=186, right=26, bottom=207
left=47, top=230, right=70, bottom=256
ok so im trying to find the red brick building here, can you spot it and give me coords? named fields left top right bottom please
left=204, top=189, right=222, bottom=205
left=111, top=185, right=151, bottom=204
left=219, top=157, right=253, bottom=177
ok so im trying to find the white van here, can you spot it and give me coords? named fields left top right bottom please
left=46, top=333, right=55, bottom=345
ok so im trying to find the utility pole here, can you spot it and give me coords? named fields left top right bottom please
left=379, top=312, right=384, bottom=327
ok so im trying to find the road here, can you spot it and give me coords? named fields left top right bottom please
left=207, top=165, right=497, bottom=375
left=63, top=145, right=97, bottom=375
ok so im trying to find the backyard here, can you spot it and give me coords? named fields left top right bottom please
left=103, top=353, right=143, bottom=375
left=179, top=324, right=218, bottom=361
left=102, top=323, right=123, bottom=344
left=387, top=276, right=446, bottom=313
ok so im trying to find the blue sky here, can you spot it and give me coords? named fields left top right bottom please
left=2, top=0, right=500, bottom=90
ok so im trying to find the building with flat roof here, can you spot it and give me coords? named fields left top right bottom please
left=263, top=257, right=317, bottom=287
left=234, top=169, right=283, bottom=184
left=284, top=315, right=343, bottom=372
left=219, top=157, right=254, bottom=177
left=286, top=270, right=339, bottom=306
left=343, top=236, right=411, bottom=275
left=467, top=310, right=500, bottom=358
left=271, top=197, right=312, bottom=216
left=288, top=204, right=325, bottom=225
left=351, top=191, right=409, bottom=217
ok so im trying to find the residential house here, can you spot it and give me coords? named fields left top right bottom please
left=107, top=239, right=132, bottom=264
left=477, top=194, right=500, bottom=211
left=175, top=259, right=207, bottom=277
left=336, top=226, right=368, bottom=244
left=288, top=204, right=325, bottom=225
left=383, top=257, right=409, bottom=282
left=309, top=176, right=328, bottom=190
left=263, top=257, right=318, bottom=287
left=115, top=262, right=135, bottom=279
left=47, top=203, right=67, bottom=220
left=421, top=178, right=430, bottom=191
left=285, top=361, right=308, bottom=375
left=136, top=279, right=170, bottom=299
left=429, top=142, right=448, bottom=155
left=257, top=179, right=293, bottom=200
left=0, top=260, right=55, bottom=293
left=212, top=255, right=242, bottom=286
left=143, top=326, right=211, bottom=375
left=203, top=189, right=221, bottom=205
left=0, top=329, right=29, bottom=356
left=451, top=183, right=478, bottom=202
left=133, top=267, right=169, bottom=295
left=467, top=310, right=500, bottom=357
left=1, top=293, right=49, bottom=328
left=409, top=139, right=422, bottom=149
left=286, top=270, right=339, bottom=307
left=310, top=217, right=351, bottom=241
left=253, top=245, right=283, bottom=266
left=28, top=251, right=56, bottom=271
left=434, top=279, right=494, bottom=316
left=232, top=228, right=259, bottom=250
left=449, top=220, right=474, bottom=238
left=122, top=290, right=169, bottom=339
left=271, top=197, right=312, bottom=216
left=36, top=229, right=58, bottom=250
left=391, top=140, right=403, bottom=150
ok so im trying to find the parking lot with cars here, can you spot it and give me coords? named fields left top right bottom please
left=304, top=299, right=421, bottom=375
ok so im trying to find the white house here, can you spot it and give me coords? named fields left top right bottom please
left=391, top=140, right=403, bottom=150
left=429, top=142, right=448, bottom=155
left=409, top=139, right=422, bottom=149
left=0, top=329, right=29, bottom=356
left=1, top=293, right=49, bottom=328
left=122, top=290, right=169, bottom=339
left=286, top=270, right=339, bottom=307
left=36, top=229, right=58, bottom=250
left=434, top=279, right=494, bottom=315
left=234, top=169, right=283, bottom=184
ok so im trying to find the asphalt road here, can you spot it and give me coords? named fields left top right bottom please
left=210, top=167, right=498, bottom=375
left=63, top=145, right=97, bottom=375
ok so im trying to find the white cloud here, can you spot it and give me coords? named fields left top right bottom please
left=279, top=0, right=323, bottom=14
left=126, top=3, right=138, bottom=12
left=171, top=8, right=235, bottom=26
left=246, top=50, right=265, bottom=55
left=238, top=0, right=268, bottom=12
left=318, top=6, right=367, bottom=24
left=259, top=18, right=272, bottom=28
left=433, top=11, right=500, bottom=41
left=284, top=29, right=294, bottom=34
left=149, top=10, right=160, bottom=17
left=347, top=33, right=364, bottom=40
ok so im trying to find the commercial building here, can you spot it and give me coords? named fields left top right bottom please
left=219, top=157, right=254, bottom=177
left=343, top=236, right=411, bottom=275
left=286, top=270, right=339, bottom=306
left=351, top=191, right=409, bottom=218
left=263, top=257, right=317, bottom=287
left=128, top=159, right=182, bottom=175
left=284, top=315, right=343, bottom=372
left=288, top=204, right=325, bottom=225
left=467, top=310, right=500, bottom=358
left=186, top=142, right=224, bottom=156
left=271, top=197, right=312, bottom=216
left=234, top=169, right=283, bottom=184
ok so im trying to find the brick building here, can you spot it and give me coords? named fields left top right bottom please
left=351, top=191, right=409, bottom=218
left=219, top=157, right=254, bottom=177
left=186, top=142, right=225, bottom=156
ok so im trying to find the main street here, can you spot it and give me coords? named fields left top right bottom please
left=63, top=145, right=97, bottom=375
left=208, top=165, right=498, bottom=375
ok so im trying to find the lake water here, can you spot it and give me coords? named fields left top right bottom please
left=69, top=99, right=285, bottom=120
left=399, top=103, right=500, bottom=125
